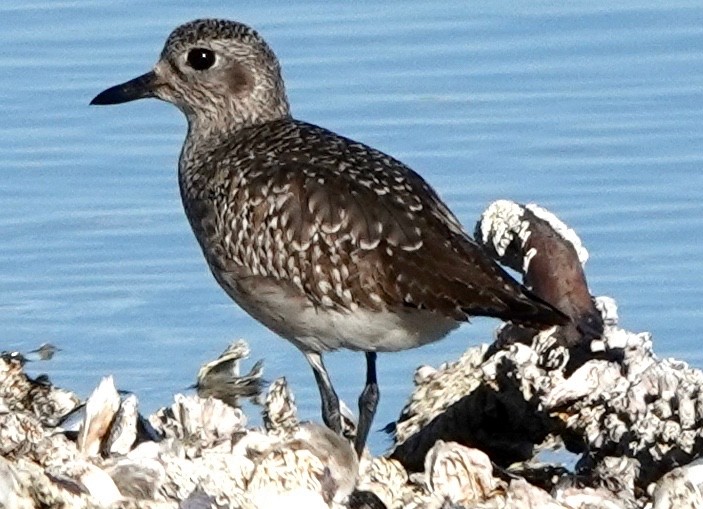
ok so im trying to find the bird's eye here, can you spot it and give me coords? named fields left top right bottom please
left=186, top=48, right=216, bottom=71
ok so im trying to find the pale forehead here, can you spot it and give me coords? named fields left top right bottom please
left=161, top=18, right=266, bottom=57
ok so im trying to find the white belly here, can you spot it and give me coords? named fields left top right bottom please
left=220, top=271, right=460, bottom=353
left=290, top=304, right=460, bottom=353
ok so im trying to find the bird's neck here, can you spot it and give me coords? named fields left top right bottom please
left=183, top=101, right=291, bottom=142
left=177, top=113, right=290, bottom=200
left=184, top=87, right=291, bottom=136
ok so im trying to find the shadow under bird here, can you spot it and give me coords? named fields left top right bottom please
left=91, top=18, right=570, bottom=455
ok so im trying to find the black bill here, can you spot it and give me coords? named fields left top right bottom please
left=90, top=71, right=159, bottom=105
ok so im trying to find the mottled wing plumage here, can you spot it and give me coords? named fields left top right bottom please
left=181, top=119, right=567, bottom=328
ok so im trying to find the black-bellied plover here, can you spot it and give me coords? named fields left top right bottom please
left=91, top=18, right=569, bottom=455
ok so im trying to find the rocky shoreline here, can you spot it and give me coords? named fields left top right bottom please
left=2, top=202, right=701, bottom=508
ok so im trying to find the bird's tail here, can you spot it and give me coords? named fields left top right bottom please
left=503, top=285, right=605, bottom=348
left=495, top=284, right=571, bottom=331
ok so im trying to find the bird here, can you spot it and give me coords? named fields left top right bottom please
left=90, top=18, right=570, bottom=456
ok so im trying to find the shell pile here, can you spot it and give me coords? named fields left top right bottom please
left=2, top=202, right=702, bottom=508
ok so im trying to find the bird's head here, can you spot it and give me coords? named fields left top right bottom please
left=91, top=19, right=290, bottom=130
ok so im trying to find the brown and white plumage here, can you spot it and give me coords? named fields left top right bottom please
left=181, top=119, right=565, bottom=333
left=91, top=18, right=569, bottom=456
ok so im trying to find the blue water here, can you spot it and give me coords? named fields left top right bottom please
left=1, top=1, right=702, bottom=454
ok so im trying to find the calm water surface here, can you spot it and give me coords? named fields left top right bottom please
left=1, top=1, right=702, bottom=453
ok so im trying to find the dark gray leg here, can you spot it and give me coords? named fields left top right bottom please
left=304, top=351, right=342, bottom=434
left=355, top=352, right=379, bottom=456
